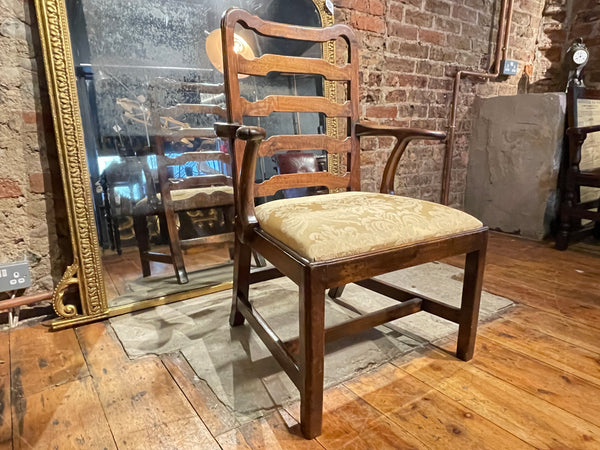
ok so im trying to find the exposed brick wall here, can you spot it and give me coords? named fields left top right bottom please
left=530, top=0, right=569, bottom=91
left=0, top=0, right=68, bottom=297
left=334, top=0, right=545, bottom=206
left=531, top=0, right=600, bottom=91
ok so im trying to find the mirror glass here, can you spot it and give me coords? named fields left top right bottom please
left=65, top=0, right=325, bottom=308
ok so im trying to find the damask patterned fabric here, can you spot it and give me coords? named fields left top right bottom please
left=254, top=191, right=483, bottom=262
left=134, top=186, right=233, bottom=213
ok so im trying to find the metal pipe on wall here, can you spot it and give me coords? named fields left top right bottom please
left=441, top=0, right=514, bottom=205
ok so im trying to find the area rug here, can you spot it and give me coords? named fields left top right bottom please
left=110, top=262, right=513, bottom=423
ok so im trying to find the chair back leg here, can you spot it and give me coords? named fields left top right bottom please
left=133, top=215, right=152, bottom=277
left=299, top=273, right=326, bottom=439
left=456, top=247, right=487, bottom=361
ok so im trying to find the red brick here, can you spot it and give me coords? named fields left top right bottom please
left=428, top=77, right=453, bottom=90
left=406, top=10, right=434, bottom=28
left=419, top=29, right=445, bottom=45
left=387, top=40, right=429, bottom=58
left=447, top=34, right=471, bottom=51
left=425, top=0, right=451, bottom=16
left=385, top=73, right=428, bottom=89
left=417, top=60, right=444, bottom=77
left=388, top=21, right=418, bottom=40
left=365, top=105, right=398, bottom=118
left=385, top=56, right=417, bottom=73
left=387, top=3, right=404, bottom=21
left=29, top=173, right=47, bottom=194
left=351, top=12, right=385, bottom=33
left=452, top=5, right=478, bottom=22
left=434, top=16, right=461, bottom=34
left=369, top=0, right=386, bottom=15
left=385, top=89, right=408, bottom=102
left=0, top=178, right=23, bottom=199
left=21, top=111, right=39, bottom=124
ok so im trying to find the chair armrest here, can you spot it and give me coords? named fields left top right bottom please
left=565, top=124, right=600, bottom=166
left=566, top=124, right=600, bottom=136
left=214, top=122, right=242, bottom=139
left=215, top=122, right=266, bottom=241
left=355, top=122, right=446, bottom=195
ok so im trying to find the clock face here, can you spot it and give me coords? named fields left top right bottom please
left=573, top=49, right=588, bottom=65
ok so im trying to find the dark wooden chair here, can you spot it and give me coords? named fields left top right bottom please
left=556, top=84, right=600, bottom=250
left=216, top=8, right=488, bottom=438
left=132, top=79, right=235, bottom=284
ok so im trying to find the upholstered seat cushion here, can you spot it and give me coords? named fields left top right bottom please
left=134, top=186, right=233, bottom=213
left=254, top=191, right=483, bottom=262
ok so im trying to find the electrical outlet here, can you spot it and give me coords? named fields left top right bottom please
left=0, top=261, right=31, bottom=293
left=501, top=59, right=519, bottom=76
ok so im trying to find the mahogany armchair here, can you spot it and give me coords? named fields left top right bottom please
left=556, top=84, right=600, bottom=249
left=216, top=8, right=488, bottom=438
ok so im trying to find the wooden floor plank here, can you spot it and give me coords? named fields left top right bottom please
left=233, top=408, right=323, bottom=450
left=0, top=331, right=11, bottom=450
left=9, top=324, right=88, bottom=401
left=502, top=305, right=600, bottom=354
left=102, top=264, right=119, bottom=302
left=481, top=271, right=600, bottom=329
left=438, top=335, right=600, bottom=427
left=345, top=363, right=532, bottom=449
left=399, top=348, right=600, bottom=448
left=480, top=318, right=600, bottom=386
left=76, top=322, right=219, bottom=449
left=5, top=232, right=600, bottom=447
left=161, top=352, right=240, bottom=437
left=11, top=376, right=115, bottom=449
left=216, top=428, right=253, bottom=450
left=444, top=233, right=600, bottom=330
left=285, top=384, right=440, bottom=449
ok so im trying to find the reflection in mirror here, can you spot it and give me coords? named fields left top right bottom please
left=65, top=0, right=326, bottom=308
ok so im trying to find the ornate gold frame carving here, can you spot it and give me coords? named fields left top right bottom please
left=34, top=0, right=338, bottom=329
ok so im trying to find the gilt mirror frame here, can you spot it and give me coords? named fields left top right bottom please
left=34, top=0, right=340, bottom=329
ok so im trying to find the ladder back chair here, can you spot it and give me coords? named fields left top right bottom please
left=216, top=8, right=488, bottom=439
left=556, top=84, right=600, bottom=249
left=133, top=78, right=235, bottom=284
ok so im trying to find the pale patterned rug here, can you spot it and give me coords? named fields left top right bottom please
left=110, top=262, right=513, bottom=423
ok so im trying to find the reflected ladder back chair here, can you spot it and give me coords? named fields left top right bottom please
left=216, top=8, right=488, bottom=439
left=133, top=79, right=235, bottom=284
left=556, top=84, right=600, bottom=250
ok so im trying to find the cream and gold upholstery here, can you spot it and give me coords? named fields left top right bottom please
left=134, top=186, right=233, bottom=213
left=255, top=191, right=483, bottom=262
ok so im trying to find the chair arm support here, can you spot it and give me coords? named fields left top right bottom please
left=215, top=123, right=266, bottom=242
left=355, top=122, right=446, bottom=195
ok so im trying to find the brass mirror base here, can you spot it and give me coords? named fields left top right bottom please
left=50, top=281, right=233, bottom=330
left=35, top=0, right=337, bottom=328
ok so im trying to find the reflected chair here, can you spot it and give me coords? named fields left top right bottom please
left=133, top=79, right=235, bottom=284
left=216, top=8, right=488, bottom=438
left=101, top=156, right=149, bottom=255
left=556, top=84, right=600, bottom=250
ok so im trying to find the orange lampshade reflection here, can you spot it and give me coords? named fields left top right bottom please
left=205, top=29, right=255, bottom=78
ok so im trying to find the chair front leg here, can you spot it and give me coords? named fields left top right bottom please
left=456, top=245, right=487, bottom=361
left=230, top=235, right=252, bottom=327
left=299, top=272, right=326, bottom=439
